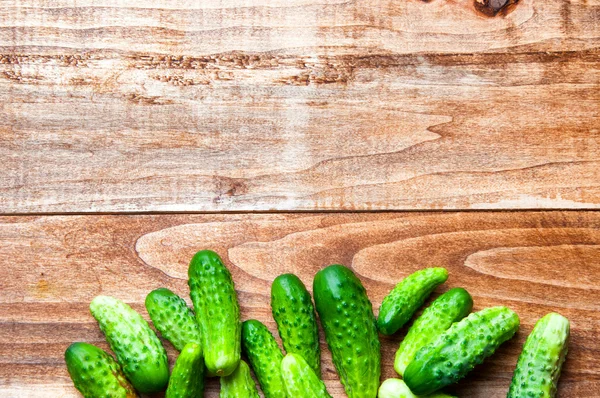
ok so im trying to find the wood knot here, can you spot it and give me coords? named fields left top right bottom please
left=474, top=0, right=519, bottom=17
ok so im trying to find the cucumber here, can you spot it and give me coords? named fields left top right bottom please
left=404, top=306, right=520, bottom=395
left=271, top=273, right=321, bottom=374
left=378, top=379, right=455, bottom=398
left=90, top=295, right=169, bottom=393
left=378, top=268, right=449, bottom=335
left=145, top=288, right=201, bottom=351
left=281, top=353, right=331, bottom=398
left=394, top=288, right=473, bottom=376
left=313, top=264, right=380, bottom=398
left=64, top=342, right=137, bottom=398
left=241, top=319, right=287, bottom=398
left=165, top=342, right=205, bottom=398
left=188, top=249, right=241, bottom=376
left=220, top=360, right=261, bottom=398
left=507, top=312, right=570, bottom=398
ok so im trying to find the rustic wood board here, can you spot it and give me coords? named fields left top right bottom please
left=1, top=212, right=599, bottom=397
left=1, top=0, right=599, bottom=212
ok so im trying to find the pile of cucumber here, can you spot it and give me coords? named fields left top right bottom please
left=65, top=250, right=570, bottom=398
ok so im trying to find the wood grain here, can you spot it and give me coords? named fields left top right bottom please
left=1, top=0, right=599, bottom=212
left=1, top=212, right=599, bottom=397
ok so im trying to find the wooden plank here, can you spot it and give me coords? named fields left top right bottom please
left=1, top=211, right=599, bottom=397
left=0, top=1, right=599, bottom=212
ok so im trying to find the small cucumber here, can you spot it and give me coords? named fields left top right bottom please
left=145, top=288, right=201, bottom=351
left=281, top=353, right=331, bottom=398
left=394, top=288, right=473, bottom=376
left=241, top=319, right=287, bottom=398
left=378, top=268, right=449, bottom=335
left=404, top=306, right=520, bottom=395
left=90, top=295, right=169, bottom=393
left=165, top=342, right=205, bottom=398
left=65, top=342, right=137, bottom=398
left=507, top=312, right=570, bottom=398
left=313, top=264, right=380, bottom=398
left=271, top=273, right=321, bottom=375
left=188, top=250, right=241, bottom=376
left=378, top=379, right=455, bottom=398
left=220, top=360, right=261, bottom=398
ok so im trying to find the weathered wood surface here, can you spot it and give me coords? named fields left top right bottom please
left=1, top=0, right=599, bottom=212
left=1, top=212, right=599, bottom=397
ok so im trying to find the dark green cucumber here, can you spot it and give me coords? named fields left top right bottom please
left=145, top=288, right=201, bottom=351
left=378, top=268, right=449, bottom=335
left=394, top=288, right=473, bottom=376
left=90, top=295, right=169, bottom=393
left=313, top=264, right=380, bottom=398
left=281, top=353, right=331, bottom=398
left=507, top=312, right=570, bottom=398
left=404, top=306, right=520, bottom=395
left=271, top=273, right=320, bottom=375
left=65, top=342, right=137, bottom=398
left=165, top=342, right=205, bottom=398
left=378, top=379, right=455, bottom=398
left=188, top=250, right=241, bottom=376
left=220, top=360, right=261, bottom=398
left=241, top=319, right=287, bottom=398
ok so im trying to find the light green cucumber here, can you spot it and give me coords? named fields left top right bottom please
left=378, top=268, right=449, bottom=335
left=507, top=312, right=570, bottom=398
left=378, top=379, right=455, bottom=398
left=65, top=342, right=137, bottom=398
left=165, top=342, right=205, bottom=398
left=90, top=295, right=169, bottom=394
left=188, top=250, right=241, bottom=376
left=281, top=353, right=331, bottom=398
left=145, top=288, right=201, bottom=351
left=313, top=264, right=380, bottom=398
left=220, top=360, right=261, bottom=398
left=394, top=288, right=473, bottom=376
left=241, top=319, right=287, bottom=398
left=271, top=273, right=320, bottom=375
left=404, top=306, right=520, bottom=395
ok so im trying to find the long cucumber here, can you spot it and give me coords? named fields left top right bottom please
left=165, top=342, right=205, bottom=398
left=145, top=288, right=201, bottom=351
left=188, top=250, right=241, bottom=376
left=220, top=360, right=261, bottom=398
left=90, top=295, right=169, bottom=393
left=404, top=306, right=520, bottom=395
left=507, top=312, right=570, bottom=398
left=271, top=274, right=321, bottom=375
left=281, top=353, right=331, bottom=398
left=64, top=342, right=137, bottom=398
left=242, top=319, right=287, bottom=398
left=313, top=264, right=380, bottom=398
left=394, top=288, right=473, bottom=376
left=378, top=268, right=449, bottom=335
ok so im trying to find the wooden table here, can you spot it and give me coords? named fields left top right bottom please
left=1, top=0, right=599, bottom=396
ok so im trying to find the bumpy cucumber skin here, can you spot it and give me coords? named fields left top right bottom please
left=65, top=342, right=137, bottom=398
left=188, top=250, right=241, bottom=377
left=313, top=264, right=380, bottom=398
left=404, top=306, right=520, bottom=395
left=145, top=288, right=201, bottom=352
left=220, top=360, right=261, bottom=398
left=507, top=312, right=570, bottom=398
left=90, top=295, right=169, bottom=394
left=394, top=288, right=473, bottom=376
left=241, top=320, right=287, bottom=398
left=281, top=353, right=331, bottom=398
left=271, top=274, right=321, bottom=375
left=378, top=268, right=449, bottom=335
left=165, top=342, right=205, bottom=398
left=378, top=379, right=455, bottom=398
